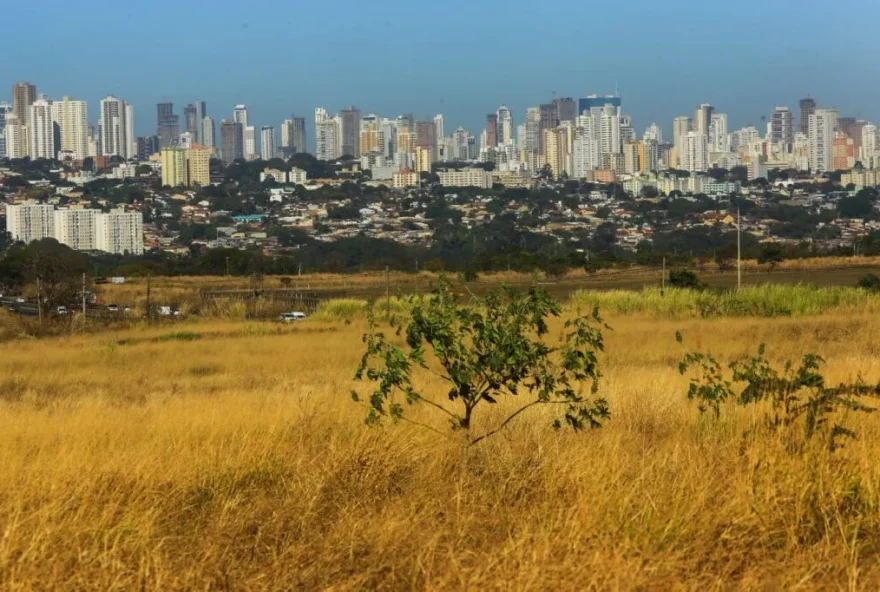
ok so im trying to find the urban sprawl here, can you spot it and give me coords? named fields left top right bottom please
left=2, top=81, right=879, bottom=274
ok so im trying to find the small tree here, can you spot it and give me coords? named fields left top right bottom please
left=857, top=273, right=880, bottom=292
left=757, top=243, right=784, bottom=272
left=353, top=281, right=610, bottom=446
left=668, top=269, right=703, bottom=290
left=677, top=333, right=880, bottom=450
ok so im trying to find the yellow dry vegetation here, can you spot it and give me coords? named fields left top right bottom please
left=2, top=309, right=880, bottom=589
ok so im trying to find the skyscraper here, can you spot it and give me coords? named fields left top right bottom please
left=11, top=82, right=36, bottom=126
left=99, top=96, right=134, bottom=159
left=770, top=106, right=794, bottom=151
left=643, top=123, right=663, bottom=144
left=799, top=97, right=817, bottom=137
left=809, top=108, right=837, bottom=173
left=52, top=96, right=89, bottom=160
left=137, top=136, right=159, bottom=161
left=708, top=113, right=728, bottom=153
left=340, top=106, right=361, bottom=157
left=260, top=126, right=277, bottom=160
left=194, top=100, right=206, bottom=144
left=414, top=120, right=434, bottom=160
left=359, top=114, right=380, bottom=154
left=157, top=103, right=180, bottom=149
left=672, top=116, right=693, bottom=168
left=27, top=100, right=55, bottom=160
left=554, top=97, right=577, bottom=123
left=202, top=116, right=215, bottom=149
left=433, top=114, right=445, bottom=158
left=184, top=104, right=199, bottom=139
left=233, top=105, right=249, bottom=127
left=0, top=102, right=11, bottom=158
left=315, top=109, right=338, bottom=161
left=281, top=117, right=307, bottom=154
left=243, top=126, right=256, bottom=159
left=694, top=103, right=715, bottom=139
left=219, top=120, right=244, bottom=164
left=496, top=106, right=512, bottom=146
left=4, top=114, right=25, bottom=159
left=683, top=131, right=708, bottom=173
left=485, top=113, right=498, bottom=148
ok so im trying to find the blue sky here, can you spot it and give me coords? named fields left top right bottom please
left=2, top=0, right=877, bottom=146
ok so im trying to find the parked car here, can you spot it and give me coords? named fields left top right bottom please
left=107, top=304, right=120, bottom=313
left=56, top=306, right=69, bottom=316
left=15, top=297, right=26, bottom=303
left=279, top=312, right=307, bottom=323
left=157, top=306, right=180, bottom=317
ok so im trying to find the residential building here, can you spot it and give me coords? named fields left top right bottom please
left=577, top=95, right=621, bottom=116
left=694, top=103, right=715, bottom=139
left=193, top=100, right=206, bottom=144
left=0, top=102, right=11, bottom=158
left=281, top=117, right=306, bottom=154
left=186, top=144, right=212, bottom=186
left=414, top=146, right=432, bottom=173
left=99, top=96, right=134, bottom=159
left=11, top=82, right=36, bottom=126
left=243, top=126, right=257, bottom=159
left=809, top=108, right=837, bottom=173
left=6, top=202, right=55, bottom=244
left=832, top=132, right=855, bottom=171
left=392, top=169, right=419, bottom=188
left=708, top=113, right=728, bottom=153
left=360, top=114, right=380, bottom=154
left=682, top=131, right=708, bottom=173
left=137, top=136, right=159, bottom=161
left=639, top=139, right=659, bottom=172
left=861, top=124, right=879, bottom=164
left=496, top=106, right=512, bottom=145
left=799, top=97, right=817, bottom=136
left=543, top=126, right=571, bottom=179
left=54, top=207, right=98, bottom=250
left=233, top=105, right=249, bottom=127
left=184, top=104, right=199, bottom=140
left=219, top=120, right=243, bottom=164
left=315, top=110, right=339, bottom=161
left=643, top=123, right=663, bottom=144
left=485, top=113, right=498, bottom=148
left=572, top=117, right=600, bottom=178
left=202, top=116, right=215, bottom=149
left=554, top=97, right=577, bottom=123
left=260, top=126, right=277, bottom=160
left=770, top=106, right=795, bottom=151
left=672, top=116, right=693, bottom=167
left=433, top=114, right=445, bottom=158
left=436, top=169, right=493, bottom=188
left=160, top=146, right=188, bottom=187
left=4, top=114, right=25, bottom=158
left=95, top=209, right=144, bottom=255
left=622, top=141, right=640, bottom=174
left=27, top=99, right=55, bottom=160
left=414, top=121, right=435, bottom=160
left=52, top=96, right=89, bottom=160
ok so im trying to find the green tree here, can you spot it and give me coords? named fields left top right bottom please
left=668, top=269, right=703, bottom=289
left=757, top=243, right=785, bottom=272
left=354, top=281, right=611, bottom=446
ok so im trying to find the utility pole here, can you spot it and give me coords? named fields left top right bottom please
left=661, top=257, right=666, bottom=296
left=146, top=273, right=152, bottom=324
left=81, top=273, right=86, bottom=320
left=737, top=207, right=742, bottom=292
left=36, top=278, right=42, bottom=327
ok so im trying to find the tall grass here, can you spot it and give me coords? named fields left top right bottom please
left=570, top=284, right=880, bottom=318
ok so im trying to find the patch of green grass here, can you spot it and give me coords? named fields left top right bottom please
left=156, top=331, right=202, bottom=342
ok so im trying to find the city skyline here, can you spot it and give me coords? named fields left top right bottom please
left=2, top=0, right=878, bottom=138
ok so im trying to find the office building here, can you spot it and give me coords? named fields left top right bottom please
left=99, top=96, right=134, bottom=159
left=52, top=96, right=89, bottom=161
left=554, top=97, right=577, bottom=123
left=157, top=103, right=179, bottom=149
left=137, top=136, right=159, bottom=160
left=95, top=209, right=144, bottom=255
left=260, top=126, right=277, bottom=160
left=809, top=108, right=837, bottom=172
left=485, top=113, right=498, bottom=148
left=340, top=106, right=360, bottom=157
left=219, top=120, right=244, bottom=163
left=6, top=202, right=55, bottom=244
left=0, top=102, right=11, bottom=158
left=184, top=104, right=199, bottom=139
left=12, top=82, right=36, bottom=126
left=577, top=95, right=621, bottom=116
left=800, top=97, right=817, bottom=137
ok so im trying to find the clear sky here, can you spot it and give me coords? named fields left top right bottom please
left=2, top=0, right=877, bottom=145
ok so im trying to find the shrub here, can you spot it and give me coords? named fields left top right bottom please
left=353, top=280, right=610, bottom=446
left=857, top=273, right=880, bottom=292
left=667, top=270, right=703, bottom=290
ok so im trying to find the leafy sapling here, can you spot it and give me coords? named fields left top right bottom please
left=353, top=280, right=611, bottom=446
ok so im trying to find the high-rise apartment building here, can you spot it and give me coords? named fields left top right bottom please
left=643, top=123, right=663, bottom=144
left=682, top=131, right=708, bottom=173
left=95, top=209, right=144, bottom=255
left=485, top=113, right=498, bottom=148
left=414, top=120, right=435, bottom=158
left=243, top=126, right=256, bottom=159
left=202, top=116, right=215, bottom=149
left=27, top=99, right=55, bottom=160
left=524, top=108, right=541, bottom=153
left=433, top=114, right=445, bottom=158
left=832, top=131, right=855, bottom=171
left=184, top=104, right=199, bottom=139
left=770, top=106, right=794, bottom=151
left=359, top=114, right=380, bottom=155
left=623, top=141, right=640, bottom=174
left=694, top=103, right=715, bottom=139
left=496, top=106, right=512, bottom=145
left=219, top=120, right=244, bottom=164
left=639, top=139, right=659, bottom=172
left=260, top=126, right=277, bottom=160
left=6, top=202, right=55, bottom=244
left=233, top=105, right=249, bottom=127
left=161, top=147, right=188, bottom=186
left=186, top=144, right=211, bottom=186
left=538, top=103, right=558, bottom=149
left=340, top=106, right=361, bottom=157
left=99, top=96, right=134, bottom=159
left=672, top=116, right=693, bottom=167
left=281, top=117, right=306, bottom=154
left=194, top=100, right=206, bottom=144
left=52, top=96, right=89, bottom=160
left=54, top=207, right=98, bottom=250
left=861, top=124, right=879, bottom=164
left=809, top=108, right=837, bottom=173
left=543, top=126, right=571, bottom=179
left=0, top=102, right=11, bottom=158
left=708, top=113, right=728, bottom=153
left=157, top=103, right=180, bottom=149
left=315, top=112, right=339, bottom=161
left=800, top=97, right=817, bottom=137
left=577, top=95, right=621, bottom=116
left=4, top=114, right=25, bottom=159
left=11, top=82, right=36, bottom=155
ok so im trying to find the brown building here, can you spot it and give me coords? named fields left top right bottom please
left=799, top=97, right=816, bottom=136
left=485, top=113, right=498, bottom=148
left=12, top=82, right=36, bottom=124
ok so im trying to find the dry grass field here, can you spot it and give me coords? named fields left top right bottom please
left=2, top=294, right=880, bottom=590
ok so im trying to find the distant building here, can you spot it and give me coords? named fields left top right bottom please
left=99, top=96, right=135, bottom=159
left=137, top=136, right=159, bottom=161
left=96, top=209, right=144, bottom=255
left=392, top=169, right=419, bottom=188
left=832, top=131, right=855, bottom=171
left=219, top=120, right=243, bottom=164
left=243, top=126, right=256, bottom=160
left=809, top=108, right=837, bottom=173
left=6, top=202, right=55, bottom=244
left=260, top=126, right=277, bottom=160
left=577, top=95, right=621, bottom=116
left=799, top=97, right=817, bottom=137
left=27, top=99, right=55, bottom=160
left=770, top=106, right=794, bottom=151
left=202, top=116, right=215, bottom=149
left=437, top=169, right=493, bottom=188
left=54, top=207, right=98, bottom=250
left=340, top=106, right=361, bottom=157
left=281, top=117, right=306, bottom=154
left=53, top=96, right=89, bottom=160
left=157, top=103, right=180, bottom=149
left=186, top=144, right=211, bottom=186
left=160, top=147, right=188, bottom=187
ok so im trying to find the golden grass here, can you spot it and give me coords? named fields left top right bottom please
left=2, top=310, right=880, bottom=589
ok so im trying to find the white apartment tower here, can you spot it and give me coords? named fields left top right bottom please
left=202, top=116, right=215, bottom=149
left=52, top=96, right=89, bottom=160
left=809, top=108, right=837, bottom=173
left=683, top=131, right=709, bottom=173
left=54, top=208, right=98, bottom=250
left=95, top=209, right=144, bottom=255
left=672, top=116, right=693, bottom=166
left=260, top=126, right=277, bottom=160
left=572, top=119, right=600, bottom=178
left=643, top=123, right=663, bottom=144
left=27, top=99, right=55, bottom=160
left=233, top=105, right=249, bottom=127
left=708, top=113, right=728, bottom=153
left=496, top=106, right=512, bottom=145
left=243, top=126, right=256, bottom=160
left=99, top=96, right=134, bottom=159
left=6, top=202, right=55, bottom=244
